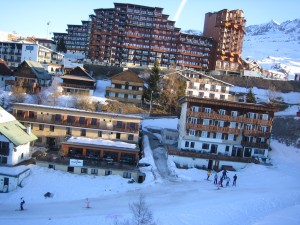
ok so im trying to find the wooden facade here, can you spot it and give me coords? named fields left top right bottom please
left=106, top=70, right=144, bottom=105
left=61, top=66, right=96, bottom=95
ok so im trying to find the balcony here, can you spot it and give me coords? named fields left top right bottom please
left=61, top=83, right=95, bottom=90
left=187, top=111, right=273, bottom=126
left=186, top=123, right=240, bottom=135
left=167, top=148, right=260, bottom=164
left=15, top=115, right=139, bottom=134
left=241, top=141, right=269, bottom=149
left=242, top=129, right=271, bottom=138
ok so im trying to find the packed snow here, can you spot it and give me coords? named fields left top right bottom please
left=0, top=116, right=300, bottom=225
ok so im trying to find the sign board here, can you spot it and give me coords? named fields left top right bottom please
left=25, top=45, right=34, bottom=51
left=70, top=159, right=83, bottom=167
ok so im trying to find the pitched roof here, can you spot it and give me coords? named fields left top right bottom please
left=24, top=60, right=51, bottom=80
left=0, top=107, right=37, bottom=146
left=0, top=59, right=12, bottom=75
left=61, top=66, right=95, bottom=82
left=111, top=70, right=144, bottom=83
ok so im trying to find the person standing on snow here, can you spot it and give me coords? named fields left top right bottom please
left=86, top=198, right=90, bottom=208
left=233, top=174, right=237, bottom=186
left=207, top=170, right=211, bottom=180
left=20, top=197, right=25, bottom=211
left=214, top=173, right=218, bottom=185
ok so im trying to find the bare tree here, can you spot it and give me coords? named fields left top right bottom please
left=129, top=195, right=156, bottom=225
left=10, top=78, right=26, bottom=103
left=72, top=94, right=96, bottom=111
left=47, top=76, right=62, bottom=106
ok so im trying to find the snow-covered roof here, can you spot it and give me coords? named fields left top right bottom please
left=65, top=136, right=138, bottom=151
left=0, top=106, right=16, bottom=123
left=0, top=165, right=30, bottom=177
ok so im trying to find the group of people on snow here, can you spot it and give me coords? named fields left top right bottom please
left=207, top=169, right=238, bottom=188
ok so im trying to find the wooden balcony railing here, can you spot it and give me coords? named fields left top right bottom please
left=187, top=111, right=272, bottom=126
left=187, top=123, right=240, bottom=135
left=241, top=141, right=269, bottom=149
left=242, top=130, right=270, bottom=138
left=167, top=148, right=260, bottom=164
left=61, top=83, right=96, bottom=90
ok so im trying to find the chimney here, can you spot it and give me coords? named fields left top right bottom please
left=26, top=126, right=31, bottom=135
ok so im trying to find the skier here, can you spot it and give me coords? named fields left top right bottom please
left=207, top=170, right=211, bottom=180
left=222, top=169, right=228, bottom=179
left=86, top=198, right=90, bottom=208
left=233, top=174, right=237, bottom=186
left=20, top=197, right=25, bottom=211
left=214, top=173, right=218, bottom=185
left=226, top=177, right=230, bottom=187
left=220, top=177, right=224, bottom=187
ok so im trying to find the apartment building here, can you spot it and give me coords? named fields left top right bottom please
left=203, top=9, right=246, bottom=71
left=168, top=96, right=277, bottom=171
left=184, top=70, right=234, bottom=100
left=106, top=70, right=144, bottom=105
left=0, top=40, right=64, bottom=70
left=12, top=103, right=143, bottom=149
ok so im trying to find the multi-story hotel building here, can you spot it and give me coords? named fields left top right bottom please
left=168, top=96, right=277, bottom=171
left=0, top=40, right=64, bottom=70
left=12, top=103, right=142, bottom=148
left=203, top=9, right=246, bottom=71
left=12, top=103, right=145, bottom=180
left=88, top=3, right=213, bottom=70
left=52, top=3, right=213, bottom=70
left=53, top=20, right=91, bottom=56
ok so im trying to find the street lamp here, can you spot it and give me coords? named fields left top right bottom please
left=149, top=90, right=153, bottom=115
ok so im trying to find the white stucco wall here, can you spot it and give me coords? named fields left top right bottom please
left=21, top=44, right=38, bottom=62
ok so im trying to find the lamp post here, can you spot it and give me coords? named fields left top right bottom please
left=149, top=90, right=153, bottom=115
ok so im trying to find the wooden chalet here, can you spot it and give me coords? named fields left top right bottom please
left=0, top=59, right=14, bottom=89
left=60, top=66, right=96, bottom=95
left=106, top=70, right=144, bottom=106
left=12, top=60, right=51, bottom=93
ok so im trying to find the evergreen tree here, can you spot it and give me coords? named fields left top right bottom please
left=144, top=61, right=160, bottom=102
left=246, top=88, right=256, bottom=103
left=56, top=38, right=67, bottom=53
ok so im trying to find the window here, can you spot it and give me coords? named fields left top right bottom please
left=67, top=116, right=74, bottom=123
left=98, top=131, right=102, bottom=137
left=55, top=114, right=61, bottom=122
left=116, top=121, right=122, bottom=128
left=231, top=111, right=238, bottom=117
left=246, top=124, right=252, bottom=130
left=91, top=118, right=97, bottom=125
left=204, top=108, right=211, bottom=113
left=219, top=109, right=226, bottom=115
left=244, top=148, right=252, bottom=157
left=79, top=117, right=86, bottom=125
left=216, top=133, right=222, bottom=139
left=191, top=117, right=197, bottom=124
left=81, top=129, right=86, bottom=136
left=203, top=119, right=210, bottom=125
left=190, top=142, right=195, bottom=148
left=123, top=172, right=131, bottom=178
left=81, top=168, right=88, bottom=174
left=262, top=114, right=269, bottom=120
left=66, top=127, right=72, bottom=135
left=218, top=121, right=224, bottom=127
left=225, top=146, right=230, bottom=152
left=91, top=169, right=98, bottom=175
left=192, top=106, right=199, bottom=112
left=128, top=134, right=134, bottom=141
left=254, top=149, right=265, bottom=155
left=50, top=125, right=55, bottom=132
left=189, top=129, right=195, bottom=136
left=229, top=122, right=236, bottom=128
left=261, top=126, right=268, bottom=132
left=202, top=143, right=209, bottom=150
left=201, top=131, right=208, bottom=138
left=185, top=141, right=189, bottom=147
left=0, top=141, right=9, bottom=156
left=228, top=134, right=234, bottom=141
left=105, top=170, right=112, bottom=176
left=39, top=124, right=44, bottom=130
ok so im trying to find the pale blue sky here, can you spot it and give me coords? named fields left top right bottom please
left=1, top=0, right=299, bottom=38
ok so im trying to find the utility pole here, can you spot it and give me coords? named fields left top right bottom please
left=149, top=90, right=153, bottom=115
left=47, top=21, right=50, bottom=39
